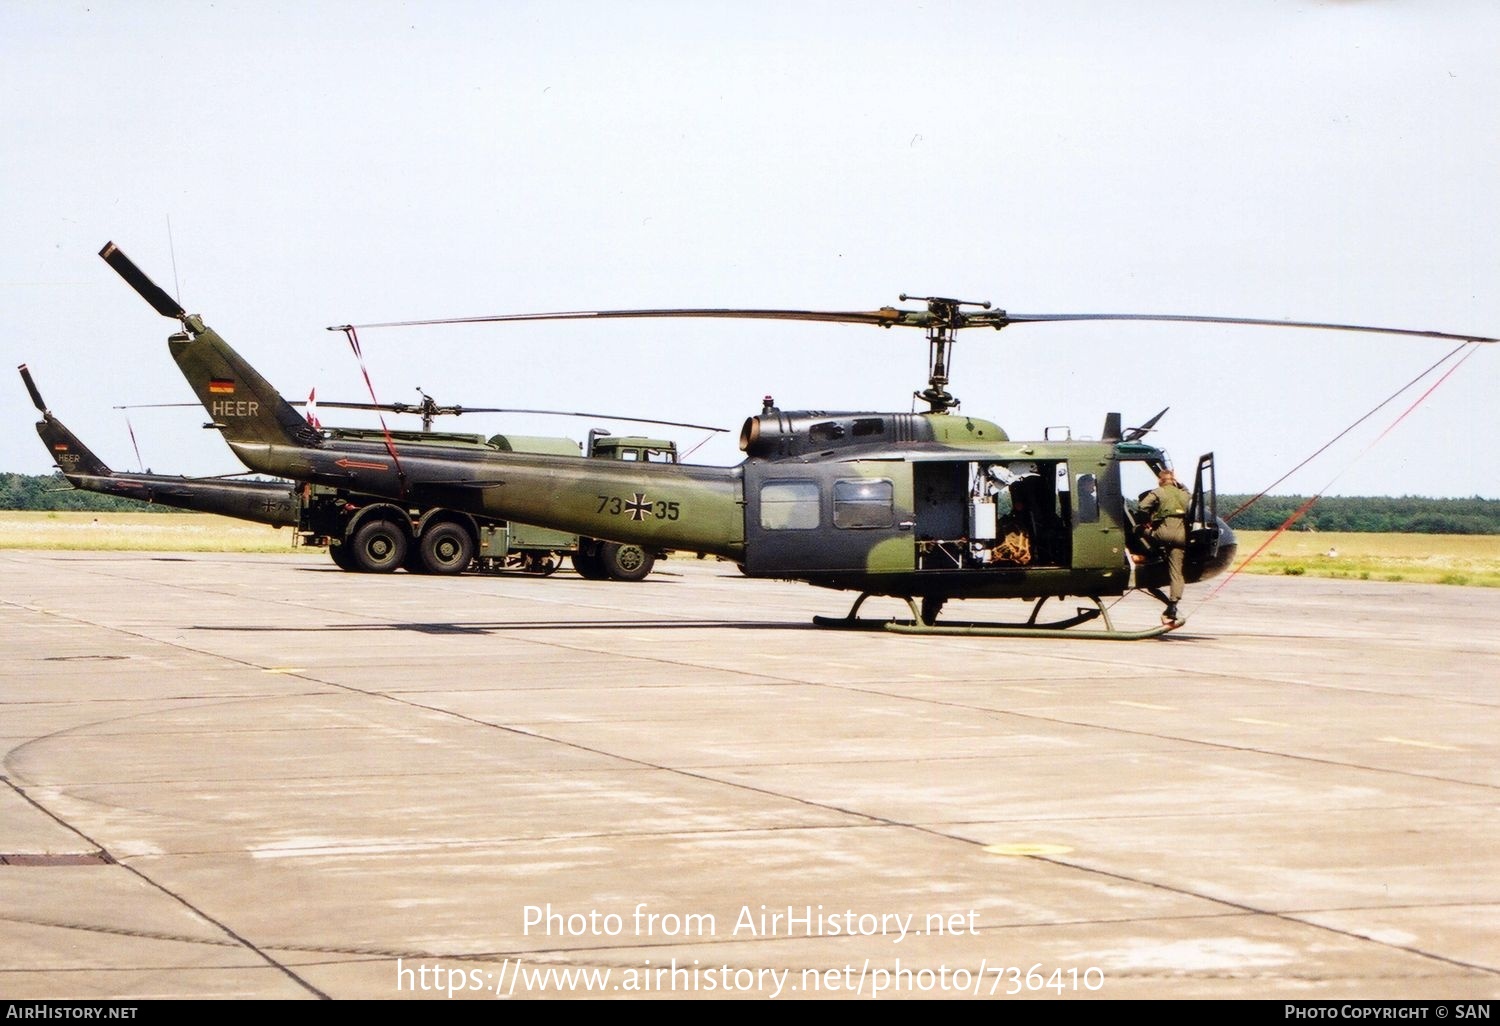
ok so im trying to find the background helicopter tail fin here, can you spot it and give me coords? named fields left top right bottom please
left=35, top=413, right=114, bottom=480
left=20, top=364, right=114, bottom=479
left=168, top=325, right=323, bottom=450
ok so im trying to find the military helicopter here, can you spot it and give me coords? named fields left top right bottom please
left=20, top=362, right=304, bottom=528
left=99, top=241, right=1498, bottom=638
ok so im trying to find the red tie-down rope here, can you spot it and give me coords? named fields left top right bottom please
left=339, top=325, right=407, bottom=494
left=124, top=414, right=145, bottom=473
left=1193, top=342, right=1482, bottom=611
left=1226, top=342, right=1470, bottom=522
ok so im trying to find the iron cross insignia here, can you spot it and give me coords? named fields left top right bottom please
left=624, top=492, right=652, bottom=521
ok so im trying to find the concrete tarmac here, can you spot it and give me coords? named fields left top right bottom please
left=1, top=549, right=1497, bottom=1001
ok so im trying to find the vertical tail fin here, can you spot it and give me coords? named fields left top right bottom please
left=99, top=242, right=320, bottom=451
left=168, top=323, right=322, bottom=448
left=19, top=364, right=113, bottom=479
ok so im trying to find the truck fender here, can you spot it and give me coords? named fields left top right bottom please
left=414, top=507, right=480, bottom=542
left=342, top=502, right=413, bottom=542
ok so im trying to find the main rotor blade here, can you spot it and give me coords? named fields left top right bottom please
left=998, top=313, right=1500, bottom=344
left=334, top=306, right=1499, bottom=343
left=332, top=307, right=918, bottom=331
left=18, top=364, right=47, bottom=413
left=99, top=242, right=186, bottom=320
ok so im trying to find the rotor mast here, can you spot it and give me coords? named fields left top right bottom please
left=902, top=294, right=994, bottom=413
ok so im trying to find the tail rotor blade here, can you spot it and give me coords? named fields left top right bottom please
left=99, top=241, right=186, bottom=320
left=18, top=364, right=48, bottom=413
left=1124, top=406, right=1170, bottom=442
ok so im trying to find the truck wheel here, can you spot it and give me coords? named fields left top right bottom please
left=418, top=522, right=475, bottom=575
left=601, top=542, right=654, bottom=582
left=329, top=544, right=358, bottom=571
left=571, top=540, right=608, bottom=580
left=348, top=518, right=408, bottom=573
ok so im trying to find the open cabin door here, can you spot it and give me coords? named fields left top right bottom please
left=1188, top=452, right=1221, bottom=560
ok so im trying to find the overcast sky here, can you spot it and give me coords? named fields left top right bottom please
left=3, top=0, right=1496, bottom=498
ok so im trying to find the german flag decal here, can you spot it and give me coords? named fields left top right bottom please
left=209, top=379, right=236, bottom=394
left=53, top=443, right=69, bottom=452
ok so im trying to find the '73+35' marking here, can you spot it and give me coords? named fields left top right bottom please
left=597, top=492, right=680, bottom=521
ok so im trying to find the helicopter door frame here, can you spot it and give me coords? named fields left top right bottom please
left=1188, top=452, right=1220, bottom=559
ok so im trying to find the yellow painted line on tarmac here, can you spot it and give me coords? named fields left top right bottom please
left=1004, top=686, right=1055, bottom=695
left=1234, top=717, right=1292, bottom=727
left=1377, top=736, right=1463, bottom=752
left=1112, top=700, right=1176, bottom=711
left=983, top=843, right=1075, bottom=858
left=263, top=668, right=307, bottom=674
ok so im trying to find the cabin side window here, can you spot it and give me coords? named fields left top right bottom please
left=1076, top=472, right=1099, bottom=523
left=833, top=478, right=894, bottom=529
left=759, top=480, right=820, bottom=530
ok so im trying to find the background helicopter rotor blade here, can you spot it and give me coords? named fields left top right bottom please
left=450, top=406, right=729, bottom=433
left=113, top=397, right=726, bottom=433
left=114, top=402, right=216, bottom=410
left=311, top=399, right=728, bottom=433
left=18, top=364, right=48, bottom=414
left=99, top=242, right=186, bottom=321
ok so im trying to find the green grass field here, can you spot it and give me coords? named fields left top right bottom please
left=1229, top=530, right=1500, bottom=587
left=3, top=513, right=1498, bottom=587
left=0, top=511, right=310, bottom=554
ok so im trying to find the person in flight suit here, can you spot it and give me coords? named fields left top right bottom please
left=1139, top=468, right=1191, bottom=625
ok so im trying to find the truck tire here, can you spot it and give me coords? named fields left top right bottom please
left=571, top=540, right=608, bottom=580
left=348, top=518, right=408, bottom=573
left=418, top=521, right=475, bottom=575
left=600, top=542, right=654, bottom=582
left=329, top=543, right=358, bottom=571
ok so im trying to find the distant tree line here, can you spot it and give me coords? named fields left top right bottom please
left=0, top=472, right=181, bottom=513
left=1221, top=494, right=1500, bottom=534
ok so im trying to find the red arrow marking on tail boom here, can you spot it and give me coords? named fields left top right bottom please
left=334, top=458, right=391, bottom=471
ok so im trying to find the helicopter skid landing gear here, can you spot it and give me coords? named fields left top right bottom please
left=813, top=592, right=1175, bottom=639
left=812, top=593, right=925, bottom=632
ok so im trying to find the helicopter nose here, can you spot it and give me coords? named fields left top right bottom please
left=1189, top=517, right=1238, bottom=582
